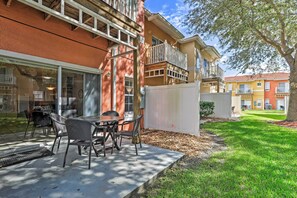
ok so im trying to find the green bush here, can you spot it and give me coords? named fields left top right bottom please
left=200, top=101, right=215, bottom=117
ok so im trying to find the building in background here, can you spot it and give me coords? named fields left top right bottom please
left=225, top=72, right=290, bottom=110
left=143, top=9, right=224, bottom=93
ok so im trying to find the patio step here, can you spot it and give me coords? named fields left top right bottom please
left=0, top=144, right=43, bottom=158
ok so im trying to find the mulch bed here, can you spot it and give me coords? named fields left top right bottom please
left=141, top=130, right=224, bottom=157
left=273, top=121, right=297, bottom=129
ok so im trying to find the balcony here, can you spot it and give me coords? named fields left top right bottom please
left=236, top=89, right=253, bottom=95
left=146, top=43, right=188, bottom=71
left=101, top=0, right=138, bottom=21
left=202, top=65, right=224, bottom=80
left=0, top=74, right=16, bottom=85
left=275, top=87, right=289, bottom=96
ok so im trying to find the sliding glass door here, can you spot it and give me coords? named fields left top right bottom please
left=83, top=73, right=101, bottom=116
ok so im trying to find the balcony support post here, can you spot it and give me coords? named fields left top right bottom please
left=217, top=79, right=220, bottom=93
left=133, top=35, right=141, bottom=118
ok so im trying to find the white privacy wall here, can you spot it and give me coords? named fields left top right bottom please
left=144, top=82, right=200, bottom=136
left=201, top=92, right=232, bottom=119
left=232, top=96, right=242, bottom=114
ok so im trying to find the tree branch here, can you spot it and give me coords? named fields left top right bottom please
left=261, top=0, right=286, bottom=49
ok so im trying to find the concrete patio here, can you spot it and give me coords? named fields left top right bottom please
left=0, top=136, right=184, bottom=198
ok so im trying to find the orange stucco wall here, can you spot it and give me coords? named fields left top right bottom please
left=0, top=1, right=145, bottom=117
left=264, top=80, right=288, bottom=109
left=144, top=17, right=180, bottom=48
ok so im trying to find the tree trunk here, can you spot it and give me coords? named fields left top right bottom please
left=286, top=56, right=297, bottom=121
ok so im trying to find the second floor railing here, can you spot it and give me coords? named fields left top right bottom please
left=101, top=0, right=138, bottom=21
left=0, top=74, right=16, bottom=85
left=146, top=43, right=188, bottom=70
left=275, top=87, right=289, bottom=93
left=236, top=88, right=253, bottom=94
left=202, top=65, right=224, bottom=79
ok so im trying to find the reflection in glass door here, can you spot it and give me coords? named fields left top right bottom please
left=84, top=74, right=101, bottom=116
left=61, top=70, right=84, bottom=117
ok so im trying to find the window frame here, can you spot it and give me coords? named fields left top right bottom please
left=124, top=77, right=134, bottom=113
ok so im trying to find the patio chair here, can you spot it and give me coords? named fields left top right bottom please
left=29, top=111, right=52, bottom=138
left=50, top=113, right=68, bottom=154
left=117, top=115, right=143, bottom=155
left=64, top=118, right=104, bottom=169
left=23, top=110, right=33, bottom=138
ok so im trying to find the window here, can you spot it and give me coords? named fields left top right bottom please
left=257, top=99, right=262, bottom=107
left=196, top=50, right=201, bottom=70
left=265, top=82, right=270, bottom=91
left=152, top=36, right=163, bottom=46
left=257, top=82, right=262, bottom=87
left=125, top=77, right=134, bottom=113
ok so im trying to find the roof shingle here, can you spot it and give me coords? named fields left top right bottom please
left=225, top=72, right=290, bottom=82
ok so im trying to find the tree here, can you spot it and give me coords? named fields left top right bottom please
left=185, top=0, right=297, bottom=121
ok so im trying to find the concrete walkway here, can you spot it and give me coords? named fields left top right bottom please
left=0, top=139, right=184, bottom=198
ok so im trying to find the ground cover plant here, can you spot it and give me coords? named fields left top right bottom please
left=147, top=110, right=297, bottom=197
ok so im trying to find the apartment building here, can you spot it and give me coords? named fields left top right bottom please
left=0, top=0, right=144, bottom=123
left=144, top=10, right=224, bottom=92
left=225, top=72, right=290, bottom=110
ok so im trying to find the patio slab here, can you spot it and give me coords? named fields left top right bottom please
left=0, top=139, right=184, bottom=198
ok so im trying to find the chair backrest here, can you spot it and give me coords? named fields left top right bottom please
left=102, top=110, right=119, bottom=116
left=132, top=115, right=143, bottom=136
left=65, top=118, right=93, bottom=141
left=50, top=113, right=67, bottom=135
left=32, top=111, right=51, bottom=127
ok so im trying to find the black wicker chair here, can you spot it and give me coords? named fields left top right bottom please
left=117, top=115, right=143, bottom=155
left=63, top=118, right=104, bottom=169
left=50, top=113, right=68, bottom=154
left=30, top=111, right=52, bottom=138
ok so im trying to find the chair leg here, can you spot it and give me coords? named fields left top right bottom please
left=88, top=143, right=92, bottom=169
left=120, top=136, right=123, bottom=147
left=139, top=135, right=142, bottom=148
left=24, top=122, right=30, bottom=138
left=57, top=137, right=62, bottom=152
left=92, top=144, right=98, bottom=157
left=31, top=127, right=36, bottom=138
left=78, top=146, right=81, bottom=155
left=63, top=140, right=70, bottom=168
left=51, top=136, right=58, bottom=154
left=135, top=143, right=138, bottom=155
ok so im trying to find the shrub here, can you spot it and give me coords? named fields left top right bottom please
left=200, top=101, right=215, bottom=117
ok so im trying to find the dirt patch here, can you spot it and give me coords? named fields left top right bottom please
left=273, top=121, right=297, bottom=129
left=201, top=117, right=240, bottom=124
left=141, top=129, right=227, bottom=168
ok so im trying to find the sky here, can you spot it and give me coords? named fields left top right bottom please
left=145, top=0, right=237, bottom=76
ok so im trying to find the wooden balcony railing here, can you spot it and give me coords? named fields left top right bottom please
left=146, top=43, right=188, bottom=71
left=101, top=0, right=138, bottom=21
left=202, top=65, right=224, bottom=79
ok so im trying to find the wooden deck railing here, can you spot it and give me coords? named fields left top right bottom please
left=202, top=65, right=224, bottom=79
left=0, top=74, right=16, bottom=84
left=101, top=0, right=138, bottom=21
left=146, top=43, right=188, bottom=70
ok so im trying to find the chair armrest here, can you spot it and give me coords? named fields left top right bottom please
left=118, top=119, right=136, bottom=130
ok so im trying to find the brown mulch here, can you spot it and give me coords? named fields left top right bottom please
left=141, top=129, right=222, bottom=157
left=273, top=121, right=297, bottom=129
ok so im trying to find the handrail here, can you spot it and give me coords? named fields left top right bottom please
left=146, top=43, right=188, bottom=70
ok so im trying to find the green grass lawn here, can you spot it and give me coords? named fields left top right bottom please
left=148, top=111, right=297, bottom=197
left=0, top=117, right=33, bottom=135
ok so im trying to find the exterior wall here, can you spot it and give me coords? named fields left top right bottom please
left=264, top=80, right=288, bottom=110
left=180, top=41, right=197, bottom=82
left=0, top=1, right=145, bottom=117
left=144, top=18, right=180, bottom=48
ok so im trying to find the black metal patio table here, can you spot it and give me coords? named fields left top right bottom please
left=79, top=115, right=123, bottom=152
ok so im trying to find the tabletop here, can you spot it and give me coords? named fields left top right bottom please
left=79, top=115, right=123, bottom=123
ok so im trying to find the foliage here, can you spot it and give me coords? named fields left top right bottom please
left=147, top=111, right=297, bottom=197
left=200, top=101, right=214, bottom=117
left=185, top=0, right=297, bottom=73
